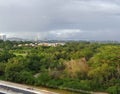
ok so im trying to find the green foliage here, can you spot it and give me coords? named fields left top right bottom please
left=106, top=85, right=120, bottom=94
left=0, top=63, right=6, bottom=75
left=5, top=59, right=25, bottom=81
left=0, top=50, right=15, bottom=62
left=35, top=72, right=51, bottom=86
left=19, top=71, right=35, bottom=84
left=0, top=40, right=120, bottom=93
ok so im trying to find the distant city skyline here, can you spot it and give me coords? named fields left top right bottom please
left=0, top=0, right=120, bottom=41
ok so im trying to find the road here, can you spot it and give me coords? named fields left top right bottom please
left=0, top=80, right=109, bottom=94
left=0, top=80, right=58, bottom=94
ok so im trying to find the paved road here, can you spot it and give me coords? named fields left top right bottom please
left=0, top=81, right=58, bottom=94
left=0, top=85, right=36, bottom=94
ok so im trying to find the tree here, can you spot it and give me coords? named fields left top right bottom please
left=5, top=57, right=25, bottom=82
left=0, top=63, right=6, bottom=75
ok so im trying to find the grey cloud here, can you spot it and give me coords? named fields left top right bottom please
left=0, top=0, right=120, bottom=40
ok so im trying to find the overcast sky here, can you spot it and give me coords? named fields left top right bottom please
left=0, top=0, right=120, bottom=40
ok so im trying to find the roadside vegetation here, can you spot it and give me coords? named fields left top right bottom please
left=0, top=40, right=120, bottom=94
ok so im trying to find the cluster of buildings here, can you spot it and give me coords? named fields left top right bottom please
left=17, top=42, right=65, bottom=47
left=0, top=34, right=6, bottom=41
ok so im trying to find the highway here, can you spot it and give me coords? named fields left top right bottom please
left=0, top=80, right=58, bottom=94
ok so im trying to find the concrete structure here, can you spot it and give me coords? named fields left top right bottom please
left=16, top=42, right=65, bottom=47
left=0, top=34, right=6, bottom=41
left=0, top=80, right=58, bottom=94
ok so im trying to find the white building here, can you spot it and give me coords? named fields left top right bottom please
left=0, top=34, right=6, bottom=41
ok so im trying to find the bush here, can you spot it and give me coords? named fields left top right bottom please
left=106, top=85, right=120, bottom=94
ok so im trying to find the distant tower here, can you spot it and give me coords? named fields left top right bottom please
left=3, top=35, right=6, bottom=41
left=34, top=34, right=39, bottom=42
left=34, top=37, right=38, bottom=42
left=0, top=34, right=6, bottom=41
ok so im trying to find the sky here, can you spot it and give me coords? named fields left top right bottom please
left=0, top=0, right=120, bottom=40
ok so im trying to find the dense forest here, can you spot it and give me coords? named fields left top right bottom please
left=0, top=40, right=120, bottom=94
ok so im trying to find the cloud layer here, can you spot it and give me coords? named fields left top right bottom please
left=0, top=0, right=120, bottom=40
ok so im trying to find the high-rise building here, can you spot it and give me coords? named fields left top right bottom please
left=3, top=35, right=6, bottom=41
left=0, top=34, right=6, bottom=41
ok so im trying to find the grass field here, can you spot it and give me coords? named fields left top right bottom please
left=13, top=53, right=27, bottom=57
